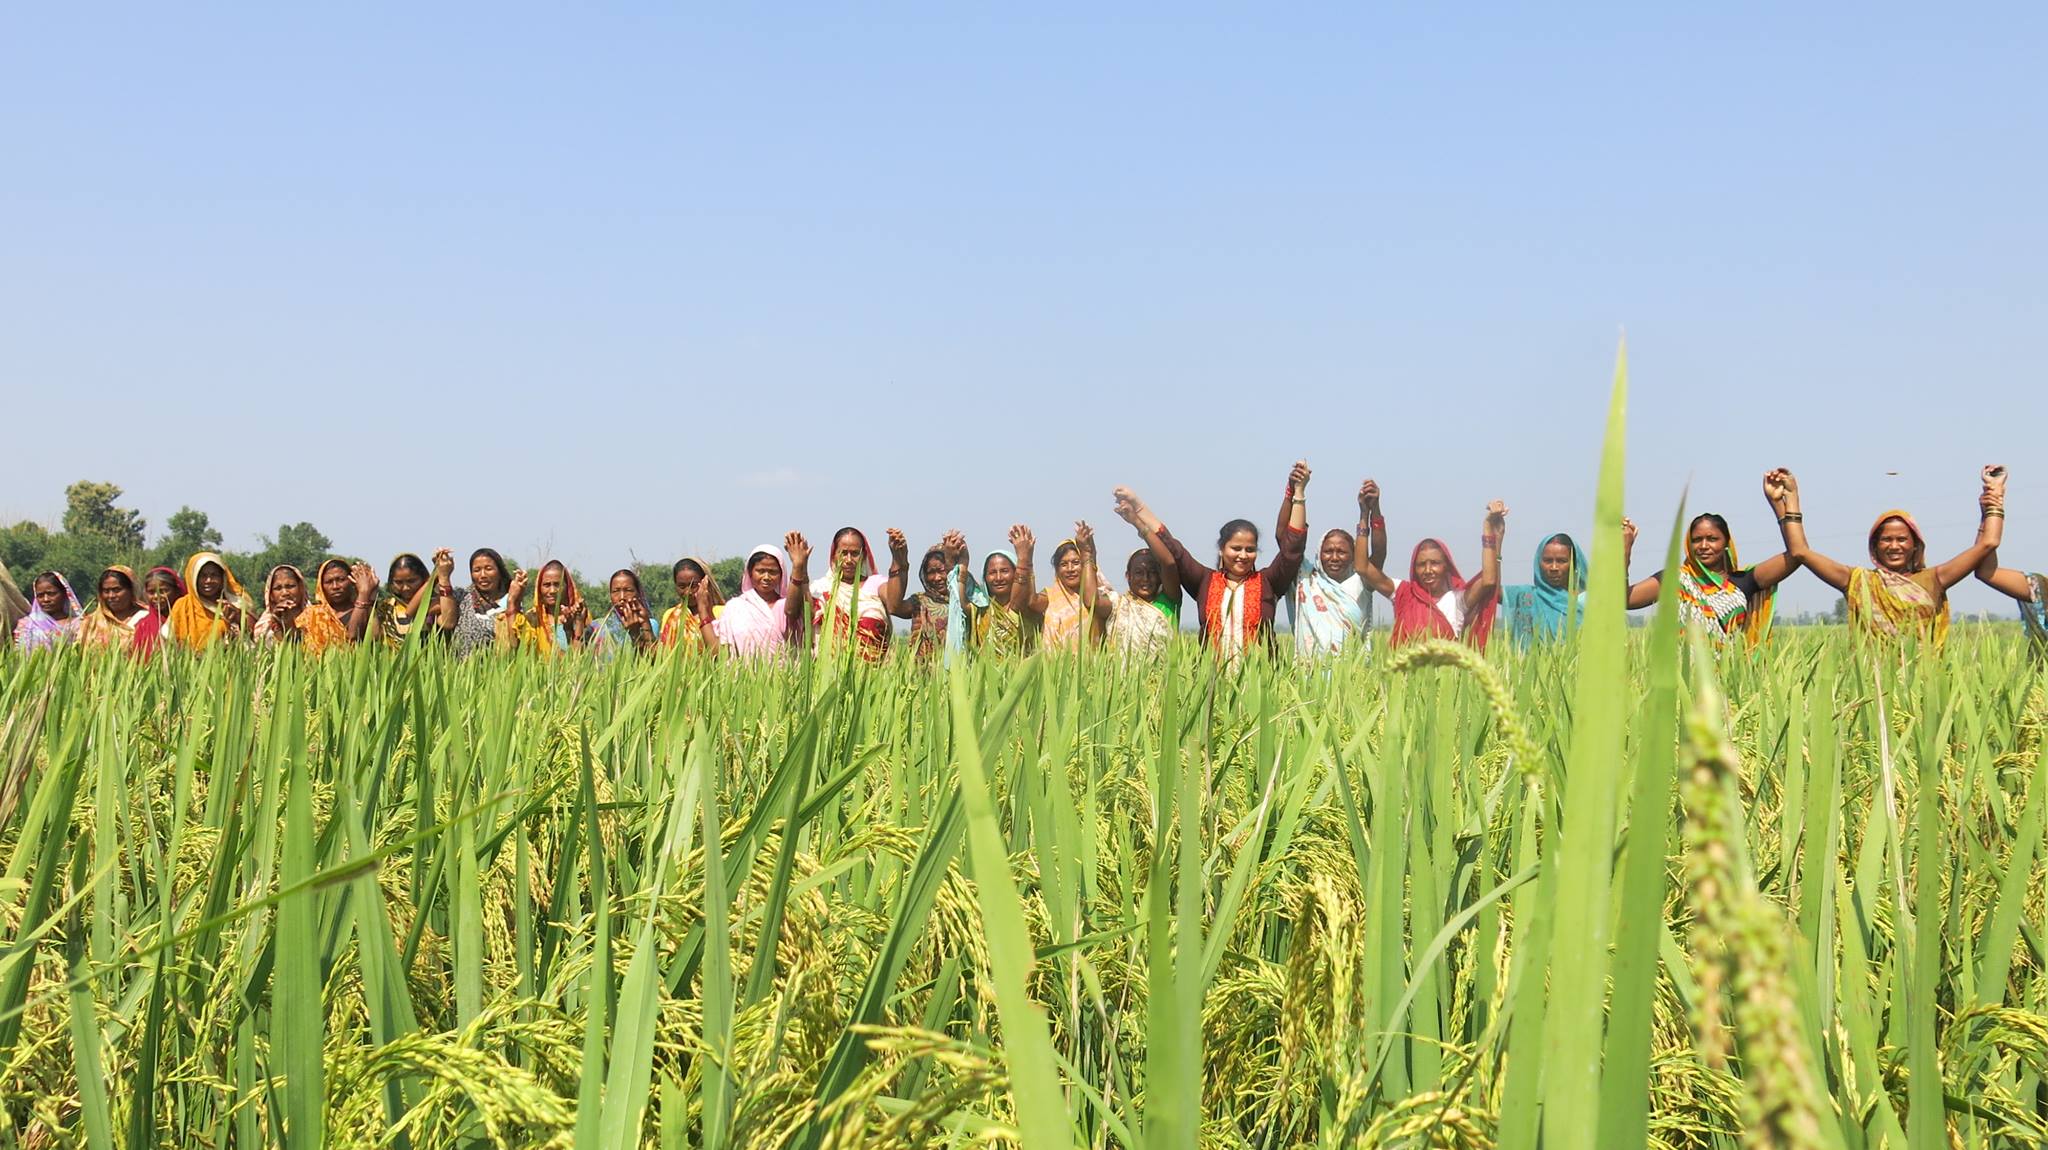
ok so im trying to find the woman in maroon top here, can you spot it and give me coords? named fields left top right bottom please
left=1112, top=461, right=1311, bottom=659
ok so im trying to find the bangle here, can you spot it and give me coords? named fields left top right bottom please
left=1984, top=508, right=2005, bottom=519
left=1482, top=533, right=1501, bottom=548
left=1777, top=512, right=1802, bottom=524
left=1371, top=516, right=1386, bottom=529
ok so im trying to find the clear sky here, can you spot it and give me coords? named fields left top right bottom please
left=4, top=6, right=2043, bottom=613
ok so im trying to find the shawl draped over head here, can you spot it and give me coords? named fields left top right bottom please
left=953, top=548, right=1031, bottom=659
left=1039, top=539, right=1088, bottom=652
left=1846, top=510, right=1949, bottom=647
left=169, top=552, right=249, bottom=650
left=256, top=564, right=350, bottom=655
left=1391, top=539, right=1498, bottom=649
left=817, top=529, right=891, bottom=662
left=660, top=556, right=725, bottom=652
left=1291, top=532, right=1372, bottom=658
left=369, top=553, right=433, bottom=648
left=715, top=543, right=793, bottom=658
left=511, top=559, right=584, bottom=655
left=0, top=559, right=28, bottom=641
left=77, top=566, right=153, bottom=652
left=906, top=546, right=951, bottom=663
left=587, top=570, right=660, bottom=657
left=132, top=565, right=185, bottom=655
left=14, top=571, right=81, bottom=651
left=1674, top=520, right=1776, bottom=647
left=1502, top=533, right=1587, bottom=645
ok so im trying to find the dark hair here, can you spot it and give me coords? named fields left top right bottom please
left=1217, top=519, right=1259, bottom=550
left=1320, top=528, right=1355, bottom=549
left=673, top=557, right=706, bottom=580
left=33, top=571, right=63, bottom=593
left=608, top=568, right=642, bottom=592
left=1543, top=533, right=1577, bottom=554
left=1126, top=548, right=1161, bottom=576
left=831, top=527, right=864, bottom=550
left=468, top=548, right=508, bottom=584
left=388, top=554, right=430, bottom=583
left=1052, top=541, right=1079, bottom=566
left=1687, top=514, right=1730, bottom=540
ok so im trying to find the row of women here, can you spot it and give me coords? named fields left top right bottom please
left=3, top=463, right=2029, bottom=661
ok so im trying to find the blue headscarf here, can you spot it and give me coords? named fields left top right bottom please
left=942, top=548, right=1010, bottom=664
left=1503, top=533, right=1587, bottom=644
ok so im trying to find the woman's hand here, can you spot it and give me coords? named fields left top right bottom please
left=352, top=562, right=379, bottom=606
left=1074, top=521, right=1096, bottom=558
left=621, top=595, right=649, bottom=634
left=506, top=569, right=528, bottom=609
left=1984, top=464, right=2008, bottom=506
left=885, top=527, right=909, bottom=557
left=1112, top=486, right=1143, bottom=525
left=693, top=578, right=715, bottom=616
left=785, top=532, right=812, bottom=574
left=1621, top=516, right=1639, bottom=555
left=1762, top=468, right=1793, bottom=510
left=941, top=529, right=965, bottom=568
left=432, top=547, right=455, bottom=580
left=1289, top=460, right=1311, bottom=494
left=1486, top=500, right=1508, bottom=531
left=1009, top=524, right=1035, bottom=560
left=1358, top=479, right=1380, bottom=514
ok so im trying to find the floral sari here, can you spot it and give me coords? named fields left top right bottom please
left=14, top=572, right=81, bottom=651
left=1845, top=511, right=1948, bottom=647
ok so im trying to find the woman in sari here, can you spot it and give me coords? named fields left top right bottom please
left=168, top=552, right=251, bottom=650
left=132, top=566, right=185, bottom=654
left=587, top=569, right=660, bottom=656
left=943, top=542, right=1035, bottom=660
left=894, top=539, right=958, bottom=663
left=501, top=560, right=590, bottom=655
left=1501, top=533, right=1587, bottom=645
left=1776, top=466, right=2004, bottom=647
left=1355, top=498, right=1506, bottom=649
left=1287, top=479, right=1387, bottom=658
left=368, top=551, right=457, bottom=648
left=1010, top=524, right=1100, bottom=652
left=78, top=567, right=154, bottom=652
left=708, top=537, right=810, bottom=657
left=253, top=565, right=351, bottom=654
left=449, top=548, right=513, bottom=657
left=1619, top=473, right=1801, bottom=647
left=1092, top=544, right=1178, bottom=659
left=810, top=527, right=908, bottom=663
left=15, top=572, right=82, bottom=651
left=660, top=558, right=725, bottom=653
left=1112, top=461, right=1311, bottom=661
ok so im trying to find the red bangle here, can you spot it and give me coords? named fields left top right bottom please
left=1371, top=516, right=1386, bottom=529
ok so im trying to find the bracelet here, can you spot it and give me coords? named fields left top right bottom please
left=1777, top=512, right=1802, bottom=524
left=1482, top=534, right=1501, bottom=548
left=1984, top=508, right=2006, bottom=519
left=1371, top=516, right=1386, bottom=529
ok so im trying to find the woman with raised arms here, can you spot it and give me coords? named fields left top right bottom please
left=1353, top=496, right=1506, bottom=649
left=945, top=542, right=1034, bottom=659
left=895, top=537, right=959, bottom=663
left=1008, top=523, right=1100, bottom=652
left=1286, top=479, right=1387, bottom=658
left=1112, top=460, right=1310, bottom=661
left=807, top=527, right=908, bottom=663
left=705, top=535, right=811, bottom=657
left=1774, top=465, right=2004, bottom=647
left=1090, top=536, right=1180, bottom=659
left=1618, top=473, right=1802, bottom=648
left=368, top=550, right=457, bottom=648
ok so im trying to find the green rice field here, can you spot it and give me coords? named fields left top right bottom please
left=3, top=380, right=2046, bottom=1149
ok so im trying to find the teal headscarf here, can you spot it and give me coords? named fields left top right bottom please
left=943, top=548, right=1010, bottom=664
left=1503, top=533, right=1587, bottom=644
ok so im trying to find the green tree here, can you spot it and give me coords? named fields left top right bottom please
left=62, top=481, right=146, bottom=550
left=1832, top=596, right=1848, bottom=624
left=711, top=556, right=744, bottom=597
left=240, top=522, right=335, bottom=582
left=0, top=521, right=52, bottom=575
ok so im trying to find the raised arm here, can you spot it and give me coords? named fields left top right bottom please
left=1772, top=469, right=1854, bottom=592
left=1113, top=486, right=1181, bottom=603
left=1931, top=466, right=2006, bottom=589
left=784, top=532, right=813, bottom=631
left=1976, top=553, right=2035, bottom=601
left=1008, top=525, right=1048, bottom=616
left=1353, top=491, right=1397, bottom=599
left=1075, top=521, right=1105, bottom=637
left=1463, top=501, right=1506, bottom=615
left=1264, top=461, right=1311, bottom=590
left=347, top=562, right=379, bottom=641
left=429, top=548, right=459, bottom=632
left=1621, top=519, right=1663, bottom=609
left=880, top=528, right=910, bottom=616
left=1359, top=480, right=1388, bottom=571
left=1745, top=471, right=1806, bottom=590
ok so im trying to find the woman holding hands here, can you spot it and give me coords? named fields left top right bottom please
left=1009, top=522, right=1101, bottom=652
left=1287, top=479, right=1387, bottom=658
left=1353, top=495, right=1506, bottom=649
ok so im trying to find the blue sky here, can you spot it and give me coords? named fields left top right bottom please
left=4, top=6, right=2043, bottom=613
